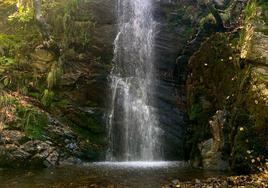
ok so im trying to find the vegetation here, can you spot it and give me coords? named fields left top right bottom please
left=0, top=0, right=104, bottom=167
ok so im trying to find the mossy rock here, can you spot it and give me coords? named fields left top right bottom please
left=31, top=49, right=55, bottom=62
left=65, top=108, right=105, bottom=134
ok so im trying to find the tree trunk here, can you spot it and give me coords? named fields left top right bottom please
left=33, top=0, right=50, bottom=39
left=208, top=3, right=225, bottom=31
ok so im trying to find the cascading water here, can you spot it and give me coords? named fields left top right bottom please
left=106, top=0, right=162, bottom=161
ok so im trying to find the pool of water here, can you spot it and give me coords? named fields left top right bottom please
left=0, top=161, right=230, bottom=188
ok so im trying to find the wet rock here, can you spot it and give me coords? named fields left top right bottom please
left=0, top=143, right=31, bottom=167
left=44, top=150, right=59, bottom=166
left=0, top=115, right=84, bottom=168
left=59, top=157, right=82, bottom=165
left=89, top=0, right=117, bottom=62
left=21, top=140, right=59, bottom=167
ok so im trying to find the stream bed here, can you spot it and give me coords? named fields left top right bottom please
left=0, top=161, right=230, bottom=188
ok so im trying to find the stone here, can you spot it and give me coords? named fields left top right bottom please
left=195, top=179, right=201, bottom=184
left=243, top=5, right=268, bottom=66
left=30, top=60, right=51, bottom=73
left=59, top=157, right=82, bottom=165
left=247, top=32, right=268, bottom=65
left=1, top=130, right=26, bottom=144
left=45, top=150, right=59, bottom=166
left=31, top=49, right=54, bottom=62
left=172, top=179, right=180, bottom=185
left=10, top=148, right=31, bottom=159
left=213, top=0, right=225, bottom=6
left=66, top=143, right=78, bottom=150
left=198, top=110, right=229, bottom=170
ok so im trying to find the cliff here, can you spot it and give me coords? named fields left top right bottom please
left=186, top=0, right=268, bottom=173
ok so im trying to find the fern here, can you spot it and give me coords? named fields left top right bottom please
left=41, top=89, right=54, bottom=107
left=47, top=60, right=63, bottom=89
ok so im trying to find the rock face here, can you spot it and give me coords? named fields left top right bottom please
left=44, top=0, right=117, bottom=161
left=0, top=121, right=79, bottom=168
left=240, top=3, right=268, bottom=64
left=199, top=110, right=229, bottom=170
left=152, top=0, right=201, bottom=160
left=186, top=1, right=268, bottom=172
left=242, top=2, right=268, bottom=81
left=89, top=0, right=117, bottom=63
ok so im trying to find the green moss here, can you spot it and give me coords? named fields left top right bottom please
left=52, top=98, right=71, bottom=109
left=229, top=106, right=267, bottom=173
left=189, top=102, right=203, bottom=121
left=48, top=0, right=94, bottom=52
left=0, top=90, right=48, bottom=140
left=199, top=13, right=216, bottom=27
left=69, top=110, right=105, bottom=134
left=41, top=89, right=54, bottom=108
left=47, top=61, right=63, bottom=89
left=8, top=4, right=34, bottom=24
left=244, top=0, right=257, bottom=20
left=16, top=106, right=47, bottom=139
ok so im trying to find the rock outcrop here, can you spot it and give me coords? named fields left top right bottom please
left=186, top=0, right=268, bottom=172
left=199, top=110, right=229, bottom=170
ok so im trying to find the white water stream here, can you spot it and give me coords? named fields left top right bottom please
left=106, top=0, right=162, bottom=161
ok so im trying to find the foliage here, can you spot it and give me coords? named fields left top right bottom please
left=0, top=34, right=25, bottom=52
left=0, top=57, right=15, bottom=65
left=47, top=60, right=63, bottom=89
left=0, top=90, right=47, bottom=139
left=244, top=0, right=257, bottom=22
left=8, top=4, right=33, bottom=24
left=48, top=0, right=94, bottom=51
left=189, top=102, right=203, bottom=121
left=17, top=105, right=47, bottom=139
left=0, top=91, right=16, bottom=128
left=41, top=89, right=54, bottom=107
left=199, top=13, right=216, bottom=26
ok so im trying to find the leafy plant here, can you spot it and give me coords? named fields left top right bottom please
left=41, top=89, right=54, bottom=107
left=8, top=5, right=33, bottom=24
left=17, top=106, right=47, bottom=139
left=47, top=61, right=63, bottom=89
left=0, top=57, right=15, bottom=65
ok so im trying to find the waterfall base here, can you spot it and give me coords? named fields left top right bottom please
left=92, top=161, right=187, bottom=168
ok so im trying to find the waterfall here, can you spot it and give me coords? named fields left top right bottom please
left=106, top=0, right=162, bottom=161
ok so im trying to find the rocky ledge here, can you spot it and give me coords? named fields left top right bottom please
left=0, top=116, right=83, bottom=168
left=0, top=91, right=103, bottom=168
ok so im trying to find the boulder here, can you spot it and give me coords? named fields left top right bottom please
left=31, top=49, right=54, bottom=62
left=198, top=110, right=229, bottom=170
left=242, top=5, right=268, bottom=65
left=199, top=139, right=229, bottom=170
